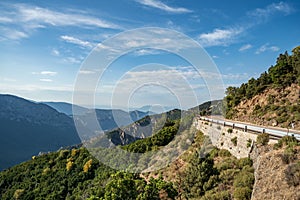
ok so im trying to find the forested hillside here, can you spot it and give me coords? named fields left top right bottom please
left=0, top=131, right=255, bottom=200
left=225, top=46, right=300, bottom=129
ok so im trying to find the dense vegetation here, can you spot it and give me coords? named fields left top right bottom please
left=189, top=100, right=223, bottom=116
left=0, top=129, right=255, bottom=200
left=123, top=120, right=179, bottom=153
left=225, top=46, right=300, bottom=120
left=178, top=133, right=254, bottom=200
left=0, top=148, right=177, bottom=200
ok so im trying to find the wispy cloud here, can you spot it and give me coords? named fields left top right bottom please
left=255, top=43, right=280, bottom=54
left=0, top=3, right=120, bottom=41
left=239, top=44, right=252, bottom=52
left=40, top=79, right=53, bottom=82
left=0, top=27, right=28, bottom=40
left=60, top=35, right=94, bottom=48
left=79, top=70, right=96, bottom=75
left=248, top=1, right=293, bottom=21
left=32, top=71, right=57, bottom=76
left=136, top=0, right=192, bottom=14
left=198, top=28, right=243, bottom=47
left=0, top=16, right=13, bottom=23
left=132, top=48, right=163, bottom=56
left=1, top=77, right=17, bottom=82
left=63, top=57, right=82, bottom=64
left=198, top=2, right=293, bottom=48
left=51, top=49, right=60, bottom=56
left=14, top=4, right=120, bottom=29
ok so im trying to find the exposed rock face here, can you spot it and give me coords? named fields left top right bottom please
left=250, top=146, right=300, bottom=200
left=232, top=83, right=300, bottom=130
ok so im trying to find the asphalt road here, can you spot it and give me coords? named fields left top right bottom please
left=198, top=116, right=300, bottom=140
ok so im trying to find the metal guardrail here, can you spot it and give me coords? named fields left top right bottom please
left=198, top=116, right=300, bottom=141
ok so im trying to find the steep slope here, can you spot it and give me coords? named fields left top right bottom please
left=225, top=46, right=300, bottom=130
left=233, top=83, right=300, bottom=129
left=0, top=94, right=81, bottom=170
left=250, top=138, right=300, bottom=200
left=88, top=109, right=182, bottom=147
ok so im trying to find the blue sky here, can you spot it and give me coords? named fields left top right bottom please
left=0, top=0, right=299, bottom=110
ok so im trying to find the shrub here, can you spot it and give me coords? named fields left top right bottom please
left=231, top=137, right=238, bottom=146
left=281, top=135, right=298, bottom=147
left=281, top=147, right=296, bottom=164
left=218, top=149, right=231, bottom=157
left=209, top=148, right=219, bottom=159
left=237, top=158, right=253, bottom=169
left=227, top=128, right=233, bottom=133
left=233, top=187, right=252, bottom=200
left=219, top=169, right=240, bottom=184
left=217, top=125, right=221, bottom=130
left=201, top=190, right=231, bottom=200
left=256, top=133, right=269, bottom=146
left=246, top=139, right=252, bottom=148
left=285, top=161, right=300, bottom=186
left=233, top=171, right=255, bottom=188
left=275, top=135, right=298, bottom=149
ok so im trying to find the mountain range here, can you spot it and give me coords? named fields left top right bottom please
left=0, top=94, right=81, bottom=170
left=0, top=95, right=151, bottom=170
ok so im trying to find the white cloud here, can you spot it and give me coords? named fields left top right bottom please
left=222, top=73, right=249, bottom=80
left=32, top=71, right=57, bottom=76
left=0, top=16, right=13, bottom=23
left=197, top=2, right=293, bottom=48
left=0, top=27, right=28, bottom=40
left=63, top=57, right=82, bottom=64
left=1, top=78, right=17, bottom=82
left=40, top=79, right=53, bottom=82
left=248, top=2, right=293, bottom=20
left=239, top=44, right=252, bottom=52
left=198, top=28, right=243, bottom=47
left=41, top=71, right=57, bottom=76
left=255, top=44, right=280, bottom=54
left=51, top=49, right=60, bottom=56
left=0, top=4, right=120, bottom=41
left=79, top=70, right=96, bottom=75
left=94, top=28, right=201, bottom=55
left=136, top=0, right=192, bottom=14
left=60, top=35, right=94, bottom=48
left=14, top=4, right=119, bottom=29
left=132, top=48, right=163, bottom=56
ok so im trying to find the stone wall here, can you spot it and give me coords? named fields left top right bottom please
left=193, top=119, right=258, bottom=158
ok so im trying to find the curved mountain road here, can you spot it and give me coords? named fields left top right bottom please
left=197, top=116, right=300, bottom=141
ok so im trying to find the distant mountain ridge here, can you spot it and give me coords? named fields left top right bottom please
left=43, top=101, right=151, bottom=133
left=0, top=95, right=152, bottom=170
left=42, top=102, right=89, bottom=116
left=0, top=94, right=81, bottom=170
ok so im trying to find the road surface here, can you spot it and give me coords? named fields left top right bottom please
left=197, top=116, right=300, bottom=140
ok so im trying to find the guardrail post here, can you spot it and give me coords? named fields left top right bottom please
left=244, top=126, right=247, bottom=132
left=232, top=124, right=235, bottom=129
left=262, top=129, right=265, bottom=133
left=223, top=122, right=226, bottom=127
